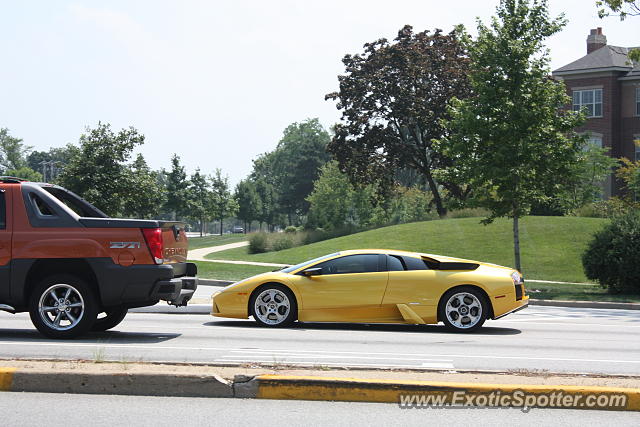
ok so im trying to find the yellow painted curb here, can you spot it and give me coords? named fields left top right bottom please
left=256, top=375, right=640, bottom=411
left=0, top=368, right=16, bottom=391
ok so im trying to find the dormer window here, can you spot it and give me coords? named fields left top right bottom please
left=572, top=88, right=603, bottom=118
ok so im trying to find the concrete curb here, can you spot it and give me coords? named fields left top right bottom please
left=1, top=368, right=639, bottom=411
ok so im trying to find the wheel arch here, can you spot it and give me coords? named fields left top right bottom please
left=436, top=284, right=495, bottom=321
left=22, top=259, right=102, bottom=309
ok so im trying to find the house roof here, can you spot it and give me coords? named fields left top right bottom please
left=553, top=45, right=638, bottom=77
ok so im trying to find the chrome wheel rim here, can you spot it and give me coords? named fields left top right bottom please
left=254, top=289, right=290, bottom=325
left=38, top=284, right=85, bottom=331
left=445, top=292, right=482, bottom=329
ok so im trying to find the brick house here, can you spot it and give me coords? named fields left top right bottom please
left=553, top=28, right=640, bottom=198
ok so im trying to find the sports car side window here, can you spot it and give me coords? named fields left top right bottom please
left=387, top=255, right=405, bottom=271
left=316, top=254, right=379, bottom=275
left=402, top=256, right=429, bottom=270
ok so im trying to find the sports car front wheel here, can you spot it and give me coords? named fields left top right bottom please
left=250, top=285, right=297, bottom=327
left=438, top=287, right=488, bottom=332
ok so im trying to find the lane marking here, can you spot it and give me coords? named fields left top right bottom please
left=221, top=353, right=453, bottom=362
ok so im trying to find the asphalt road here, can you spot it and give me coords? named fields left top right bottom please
left=0, top=305, right=639, bottom=376
left=1, top=392, right=638, bottom=427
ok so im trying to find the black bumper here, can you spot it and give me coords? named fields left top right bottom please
left=152, top=275, right=198, bottom=307
left=87, top=259, right=199, bottom=309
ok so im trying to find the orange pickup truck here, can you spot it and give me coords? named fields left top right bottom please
left=0, top=178, right=198, bottom=338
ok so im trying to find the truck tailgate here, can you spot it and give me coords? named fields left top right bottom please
left=159, top=222, right=189, bottom=264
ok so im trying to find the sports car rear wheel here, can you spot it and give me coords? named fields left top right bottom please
left=250, top=285, right=297, bottom=327
left=439, top=287, right=487, bottom=332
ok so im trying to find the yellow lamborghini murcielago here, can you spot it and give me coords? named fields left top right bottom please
left=211, top=249, right=528, bottom=332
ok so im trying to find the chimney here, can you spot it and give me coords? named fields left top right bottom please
left=587, top=27, right=607, bottom=54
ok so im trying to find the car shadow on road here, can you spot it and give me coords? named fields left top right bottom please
left=0, top=328, right=181, bottom=344
left=204, top=320, right=521, bottom=335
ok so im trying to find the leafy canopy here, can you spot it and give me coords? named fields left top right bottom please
left=326, top=25, right=471, bottom=217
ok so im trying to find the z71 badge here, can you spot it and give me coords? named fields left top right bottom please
left=110, top=242, right=141, bottom=249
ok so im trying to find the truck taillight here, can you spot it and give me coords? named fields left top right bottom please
left=142, top=228, right=164, bottom=264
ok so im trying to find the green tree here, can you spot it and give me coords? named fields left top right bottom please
left=439, top=0, right=585, bottom=272
left=164, top=154, right=190, bottom=220
left=270, top=119, right=331, bottom=223
left=4, top=166, right=42, bottom=182
left=596, top=1, right=640, bottom=61
left=27, top=145, right=79, bottom=182
left=123, top=154, right=165, bottom=219
left=0, top=128, right=32, bottom=173
left=188, top=168, right=213, bottom=236
left=616, top=157, right=640, bottom=203
left=326, top=25, right=472, bottom=217
left=253, top=176, right=279, bottom=231
left=210, top=169, right=238, bottom=235
left=562, top=144, right=618, bottom=211
left=306, top=161, right=377, bottom=229
left=57, top=122, right=159, bottom=218
left=235, top=179, right=261, bottom=233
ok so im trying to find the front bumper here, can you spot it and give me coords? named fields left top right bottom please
left=494, top=296, right=529, bottom=320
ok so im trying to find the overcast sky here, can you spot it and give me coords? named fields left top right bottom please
left=1, top=0, right=638, bottom=185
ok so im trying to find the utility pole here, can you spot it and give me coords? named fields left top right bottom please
left=39, top=160, right=60, bottom=182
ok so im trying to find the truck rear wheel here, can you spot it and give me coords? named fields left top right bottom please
left=28, top=274, right=98, bottom=339
left=92, top=307, right=128, bottom=332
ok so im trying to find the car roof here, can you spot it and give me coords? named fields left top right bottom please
left=339, top=249, right=421, bottom=257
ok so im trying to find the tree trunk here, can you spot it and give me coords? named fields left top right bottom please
left=200, top=217, right=203, bottom=237
left=513, top=215, right=522, bottom=272
left=423, top=167, right=447, bottom=218
left=219, top=218, right=223, bottom=236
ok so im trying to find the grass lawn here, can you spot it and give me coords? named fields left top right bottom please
left=188, top=234, right=247, bottom=250
left=193, top=261, right=274, bottom=281
left=206, top=216, right=607, bottom=284
left=528, top=282, right=640, bottom=303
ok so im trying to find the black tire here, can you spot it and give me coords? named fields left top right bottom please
left=249, top=284, right=297, bottom=327
left=438, top=286, right=488, bottom=333
left=92, top=307, right=128, bottom=332
left=28, top=274, right=98, bottom=339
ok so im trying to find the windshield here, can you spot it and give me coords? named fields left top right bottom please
left=280, top=252, right=340, bottom=273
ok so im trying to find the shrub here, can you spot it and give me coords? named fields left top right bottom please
left=446, top=208, right=491, bottom=219
left=248, top=232, right=268, bottom=254
left=582, top=211, right=640, bottom=294
left=272, top=235, right=294, bottom=251
left=284, top=226, right=298, bottom=234
left=574, top=199, right=631, bottom=218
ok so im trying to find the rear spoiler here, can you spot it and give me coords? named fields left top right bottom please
left=421, top=256, right=479, bottom=271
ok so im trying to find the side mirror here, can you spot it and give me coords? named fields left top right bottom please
left=302, top=267, right=323, bottom=277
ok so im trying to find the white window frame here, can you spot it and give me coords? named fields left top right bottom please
left=573, top=88, right=603, bottom=118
